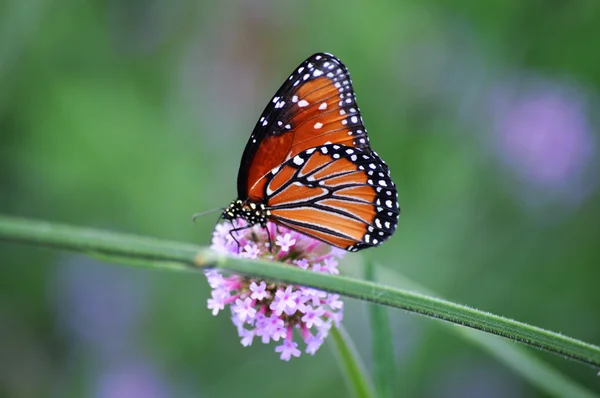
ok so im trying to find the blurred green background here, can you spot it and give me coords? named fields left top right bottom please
left=1, top=0, right=599, bottom=397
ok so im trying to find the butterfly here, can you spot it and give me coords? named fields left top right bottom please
left=222, top=53, right=400, bottom=252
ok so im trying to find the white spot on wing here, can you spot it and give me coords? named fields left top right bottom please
left=298, top=100, right=309, bottom=107
left=293, top=155, right=304, bottom=166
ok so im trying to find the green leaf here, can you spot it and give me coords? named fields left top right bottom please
left=329, top=325, right=375, bottom=398
left=365, top=262, right=396, bottom=398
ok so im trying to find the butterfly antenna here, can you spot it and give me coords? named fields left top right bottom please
left=191, top=207, right=223, bottom=223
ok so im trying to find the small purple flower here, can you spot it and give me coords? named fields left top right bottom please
left=302, top=288, right=327, bottom=307
left=239, top=328, right=255, bottom=347
left=305, top=333, right=325, bottom=355
left=205, top=270, right=225, bottom=289
left=232, top=297, right=257, bottom=323
left=271, top=286, right=299, bottom=316
left=323, top=257, right=339, bottom=275
left=329, top=247, right=347, bottom=259
left=207, top=290, right=226, bottom=316
left=312, top=263, right=324, bottom=273
left=241, top=244, right=261, bottom=259
left=205, top=220, right=345, bottom=360
left=329, top=311, right=344, bottom=328
left=326, top=294, right=344, bottom=310
left=275, top=233, right=296, bottom=252
left=255, top=313, right=286, bottom=343
left=301, top=305, right=325, bottom=329
left=249, top=281, right=269, bottom=300
left=271, top=324, right=288, bottom=342
left=275, top=339, right=301, bottom=362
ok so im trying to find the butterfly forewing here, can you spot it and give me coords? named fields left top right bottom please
left=239, top=53, right=373, bottom=200
left=247, top=144, right=399, bottom=251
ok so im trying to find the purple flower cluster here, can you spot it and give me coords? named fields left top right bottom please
left=206, top=220, right=345, bottom=361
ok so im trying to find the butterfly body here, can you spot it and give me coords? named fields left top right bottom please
left=222, top=53, right=400, bottom=252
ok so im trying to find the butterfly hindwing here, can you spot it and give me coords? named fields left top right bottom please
left=247, top=144, right=399, bottom=251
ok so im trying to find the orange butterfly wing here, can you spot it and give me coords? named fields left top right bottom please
left=247, top=144, right=399, bottom=251
left=238, top=53, right=373, bottom=202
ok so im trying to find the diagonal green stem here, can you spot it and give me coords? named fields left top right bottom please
left=377, top=266, right=599, bottom=398
left=0, top=215, right=599, bottom=369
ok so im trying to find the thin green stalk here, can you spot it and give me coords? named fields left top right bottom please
left=365, top=262, right=396, bottom=398
left=329, top=326, right=374, bottom=398
left=1, top=215, right=599, bottom=370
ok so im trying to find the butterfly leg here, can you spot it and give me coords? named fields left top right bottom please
left=228, top=225, right=251, bottom=253
left=263, top=222, right=273, bottom=253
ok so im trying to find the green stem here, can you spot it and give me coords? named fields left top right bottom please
left=329, top=326, right=375, bottom=398
left=1, top=215, right=599, bottom=369
left=378, top=267, right=599, bottom=398
left=365, top=262, right=396, bottom=398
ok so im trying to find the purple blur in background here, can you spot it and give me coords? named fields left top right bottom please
left=50, top=257, right=173, bottom=396
left=489, top=75, right=597, bottom=207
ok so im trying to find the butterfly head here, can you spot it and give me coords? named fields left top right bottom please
left=222, top=199, right=269, bottom=227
